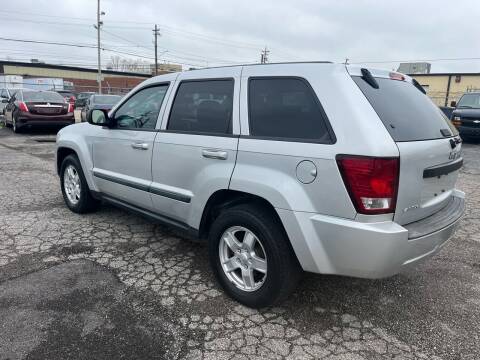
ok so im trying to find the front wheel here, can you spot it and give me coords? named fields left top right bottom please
left=208, top=203, right=302, bottom=308
left=60, top=154, right=99, bottom=213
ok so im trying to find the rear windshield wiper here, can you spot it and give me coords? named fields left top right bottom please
left=360, top=68, right=379, bottom=89
left=411, top=78, right=426, bottom=94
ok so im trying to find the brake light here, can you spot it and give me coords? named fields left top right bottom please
left=67, top=103, right=74, bottom=113
left=18, top=101, right=29, bottom=112
left=389, top=72, right=405, bottom=81
left=336, top=155, right=399, bottom=214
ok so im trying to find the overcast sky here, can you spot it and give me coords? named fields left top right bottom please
left=0, top=0, right=479, bottom=73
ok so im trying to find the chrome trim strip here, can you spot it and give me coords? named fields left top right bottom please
left=93, top=170, right=191, bottom=203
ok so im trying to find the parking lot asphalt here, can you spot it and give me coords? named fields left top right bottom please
left=0, top=126, right=479, bottom=360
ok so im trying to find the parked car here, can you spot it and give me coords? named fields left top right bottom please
left=450, top=92, right=480, bottom=140
left=0, top=88, right=15, bottom=115
left=74, top=92, right=96, bottom=109
left=56, top=63, right=465, bottom=308
left=80, top=94, right=122, bottom=121
left=57, top=90, right=76, bottom=105
left=4, top=89, right=74, bottom=132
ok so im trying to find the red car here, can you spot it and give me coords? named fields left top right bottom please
left=57, top=90, right=77, bottom=106
left=4, top=89, right=74, bottom=132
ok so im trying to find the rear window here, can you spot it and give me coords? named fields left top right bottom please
left=23, top=91, right=65, bottom=103
left=353, top=76, right=458, bottom=141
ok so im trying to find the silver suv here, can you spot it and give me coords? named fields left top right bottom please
left=56, top=63, right=465, bottom=308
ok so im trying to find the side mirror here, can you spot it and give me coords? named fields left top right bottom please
left=450, top=101, right=457, bottom=108
left=87, top=109, right=112, bottom=127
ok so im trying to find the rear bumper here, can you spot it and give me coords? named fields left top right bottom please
left=277, top=190, right=465, bottom=278
left=17, top=113, right=75, bottom=127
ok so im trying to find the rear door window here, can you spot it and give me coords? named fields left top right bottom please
left=248, top=78, right=333, bottom=143
left=353, top=76, right=457, bottom=141
left=167, top=80, right=234, bottom=135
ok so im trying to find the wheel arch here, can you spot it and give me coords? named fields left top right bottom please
left=198, top=190, right=291, bottom=247
left=56, top=136, right=98, bottom=192
left=56, top=147, right=78, bottom=175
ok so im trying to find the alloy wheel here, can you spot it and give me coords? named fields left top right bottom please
left=64, top=164, right=81, bottom=205
left=219, top=226, right=268, bottom=292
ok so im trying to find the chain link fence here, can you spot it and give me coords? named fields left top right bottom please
left=2, top=81, right=135, bottom=95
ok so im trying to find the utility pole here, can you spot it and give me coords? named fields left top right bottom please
left=153, top=24, right=160, bottom=76
left=260, top=46, right=269, bottom=64
left=95, top=0, right=104, bottom=94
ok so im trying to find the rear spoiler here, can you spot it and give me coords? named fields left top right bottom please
left=347, top=65, right=427, bottom=94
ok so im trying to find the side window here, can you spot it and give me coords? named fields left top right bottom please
left=0, top=89, right=6, bottom=98
left=248, top=78, right=333, bottom=142
left=167, top=80, right=234, bottom=134
left=114, top=85, right=168, bottom=130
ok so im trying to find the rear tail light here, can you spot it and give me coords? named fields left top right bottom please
left=336, top=155, right=399, bottom=215
left=67, top=103, right=74, bottom=113
left=18, top=101, right=29, bottom=112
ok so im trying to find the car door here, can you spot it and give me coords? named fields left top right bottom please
left=91, top=83, right=171, bottom=210
left=151, top=68, right=241, bottom=228
left=0, top=89, right=8, bottom=114
left=4, top=91, right=18, bottom=123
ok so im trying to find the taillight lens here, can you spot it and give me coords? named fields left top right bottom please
left=336, top=155, right=399, bottom=215
left=67, top=103, right=74, bottom=113
left=18, top=101, right=29, bottom=112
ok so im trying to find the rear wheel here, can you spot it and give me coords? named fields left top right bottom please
left=208, top=203, right=302, bottom=308
left=60, top=154, right=100, bottom=213
left=12, top=114, right=21, bottom=133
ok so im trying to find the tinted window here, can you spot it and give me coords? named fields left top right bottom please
left=23, top=91, right=65, bottom=103
left=168, top=80, right=234, bottom=134
left=248, top=78, right=332, bottom=142
left=353, top=76, right=458, bottom=141
left=114, top=85, right=168, bottom=129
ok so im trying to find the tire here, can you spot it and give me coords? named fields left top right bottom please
left=208, top=203, right=302, bottom=308
left=12, top=114, right=21, bottom=133
left=60, top=154, right=100, bottom=213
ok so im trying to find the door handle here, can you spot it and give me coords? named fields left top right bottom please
left=202, top=149, right=228, bottom=160
left=131, top=142, right=149, bottom=150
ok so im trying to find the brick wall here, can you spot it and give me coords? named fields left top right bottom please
left=65, top=76, right=147, bottom=94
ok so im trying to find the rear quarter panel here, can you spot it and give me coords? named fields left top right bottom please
left=231, top=63, right=399, bottom=218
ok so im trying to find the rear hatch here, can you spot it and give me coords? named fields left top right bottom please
left=28, top=102, right=68, bottom=115
left=349, top=67, right=462, bottom=225
left=23, top=91, right=69, bottom=116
